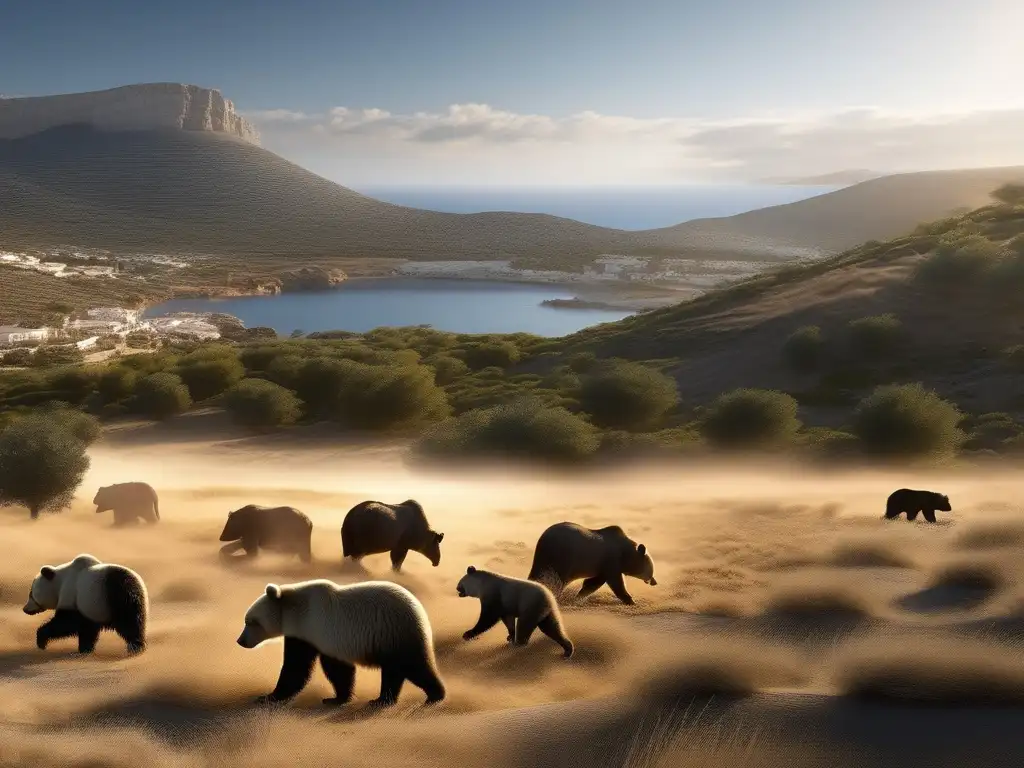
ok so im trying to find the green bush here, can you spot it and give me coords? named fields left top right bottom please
left=428, top=355, right=470, bottom=385
left=578, top=361, right=679, bottom=431
left=782, top=326, right=825, bottom=374
left=992, top=183, right=1024, bottom=206
left=44, top=367, right=99, bottom=405
left=132, top=372, right=193, bottom=420
left=175, top=356, right=245, bottom=401
left=416, top=399, right=599, bottom=464
left=1, top=348, right=33, bottom=367
left=97, top=366, right=138, bottom=403
left=336, top=363, right=450, bottom=431
left=846, top=314, right=903, bottom=361
left=31, top=345, right=85, bottom=368
left=294, top=357, right=363, bottom=416
left=0, top=414, right=90, bottom=519
left=914, top=236, right=1002, bottom=287
left=460, top=341, right=522, bottom=370
left=850, top=383, right=965, bottom=460
left=223, top=379, right=302, bottom=431
left=567, top=352, right=600, bottom=374
left=699, top=389, right=801, bottom=450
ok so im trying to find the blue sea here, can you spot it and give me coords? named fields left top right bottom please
left=352, top=184, right=838, bottom=231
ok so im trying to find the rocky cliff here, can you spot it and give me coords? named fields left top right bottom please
left=0, top=83, right=259, bottom=144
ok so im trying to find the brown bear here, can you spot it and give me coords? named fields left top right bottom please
left=527, top=522, right=657, bottom=606
left=457, top=566, right=573, bottom=657
left=219, top=505, right=314, bottom=563
left=341, top=499, right=443, bottom=572
left=93, top=482, right=160, bottom=526
left=884, top=488, right=952, bottom=523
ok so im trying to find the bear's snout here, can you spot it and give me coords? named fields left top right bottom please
left=647, top=577, right=657, bottom=586
left=457, top=586, right=466, bottom=597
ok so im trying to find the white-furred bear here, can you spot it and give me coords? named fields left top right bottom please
left=457, top=566, right=574, bottom=658
left=236, top=579, right=446, bottom=707
left=23, top=554, right=148, bottom=655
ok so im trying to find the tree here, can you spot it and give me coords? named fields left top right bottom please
left=782, top=325, right=825, bottom=373
left=578, top=361, right=680, bottom=431
left=699, top=389, right=801, bottom=450
left=337, top=364, right=451, bottom=431
left=851, top=383, right=965, bottom=460
left=132, top=372, right=192, bottom=420
left=223, top=379, right=303, bottom=431
left=0, top=415, right=90, bottom=519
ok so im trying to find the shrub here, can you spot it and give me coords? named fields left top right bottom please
left=223, top=379, right=302, bottom=431
left=31, top=345, right=85, bottom=368
left=460, top=341, right=522, bottom=370
left=567, top=352, right=600, bottom=374
left=850, top=383, right=965, bottom=460
left=699, top=389, right=801, bottom=450
left=337, top=364, right=451, bottom=431
left=781, top=325, right=824, bottom=373
left=0, top=414, right=90, bottom=519
left=992, top=183, right=1024, bottom=206
left=578, top=361, right=680, bottom=431
left=416, top=398, right=600, bottom=464
left=914, top=235, right=1002, bottom=287
left=175, top=356, right=245, bottom=401
left=294, top=357, right=363, bottom=416
left=846, top=314, right=902, bottom=361
left=132, top=372, right=192, bottom=420
left=1, top=348, right=33, bottom=367
left=97, top=366, right=138, bottom=403
left=428, top=355, right=469, bottom=385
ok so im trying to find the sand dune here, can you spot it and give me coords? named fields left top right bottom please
left=2, top=435, right=1024, bottom=767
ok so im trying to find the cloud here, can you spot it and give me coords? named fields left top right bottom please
left=242, top=103, right=1024, bottom=185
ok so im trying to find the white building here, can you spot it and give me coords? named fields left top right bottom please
left=0, top=326, right=51, bottom=346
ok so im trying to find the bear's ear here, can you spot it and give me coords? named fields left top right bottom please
left=436, top=532, right=444, bottom=542
left=637, top=544, right=647, bottom=556
left=467, top=565, right=476, bottom=574
left=265, top=584, right=282, bottom=599
left=40, top=566, right=56, bottom=580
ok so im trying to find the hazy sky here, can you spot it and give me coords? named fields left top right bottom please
left=3, top=0, right=1024, bottom=185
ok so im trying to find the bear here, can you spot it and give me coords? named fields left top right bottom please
left=23, top=553, right=148, bottom=655
left=527, top=522, right=657, bottom=606
left=236, top=579, right=446, bottom=708
left=884, top=488, right=952, bottom=523
left=457, top=566, right=573, bottom=658
left=93, top=482, right=160, bottom=526
left=340, top=499, right=444, bottom=572
left=219, top=504, right=314, bottom=563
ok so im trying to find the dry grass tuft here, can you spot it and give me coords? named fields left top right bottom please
left=836, top=636, right=1024, bottom=706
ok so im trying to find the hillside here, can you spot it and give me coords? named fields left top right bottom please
left=559, top=190, right=1024, bottom=422
left=655, top=167, right=1024, bottom=254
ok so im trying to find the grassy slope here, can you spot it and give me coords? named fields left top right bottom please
left=554, top=200, right=1024, bottom=420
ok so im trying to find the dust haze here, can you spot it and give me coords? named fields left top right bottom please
left=2, top=430, right=1024, bottom=768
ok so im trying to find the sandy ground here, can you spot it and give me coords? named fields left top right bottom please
left=2, top=425, right=1024, bottom=767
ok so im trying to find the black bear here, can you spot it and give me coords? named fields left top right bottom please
left=884, top=488, right=951, bottom=523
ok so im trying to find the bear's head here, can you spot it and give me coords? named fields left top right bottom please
left=24, top=566, right=61, bottom=615
left=626, top=544, right=657, bottom=586
left=237, top=584, right=285, bottom=648
left=220, top=508, right=250, bottom=542
left=456, top=565, right=485, bottom=598
left=937, top=494, right=952, bottom=512
left=93, top=486, right=111, bottom=513
left=420, top=531, right=445, bottom=568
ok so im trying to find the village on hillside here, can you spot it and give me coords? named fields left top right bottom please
left=0, top=306, right=232, bottom=364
